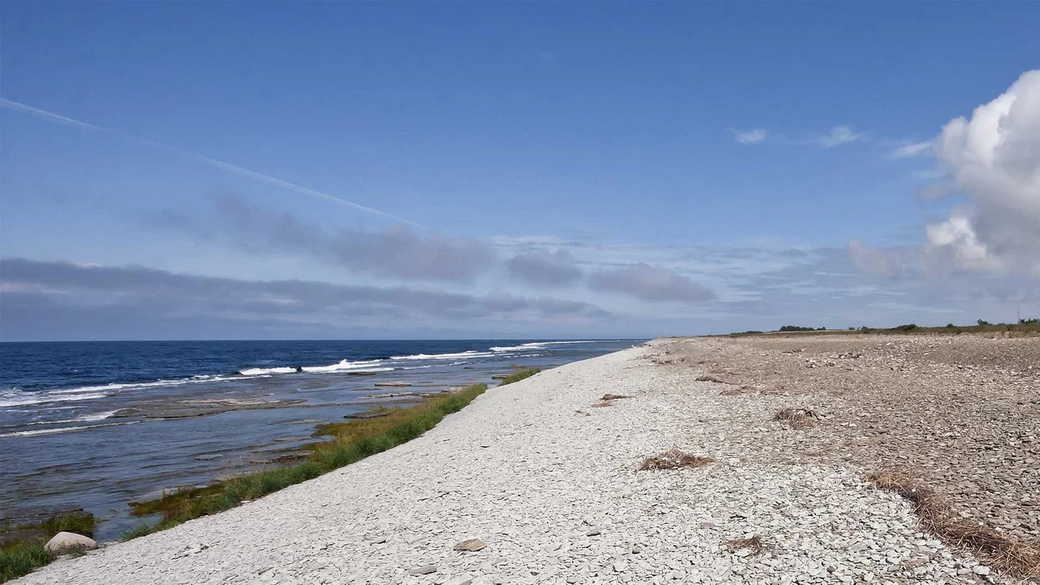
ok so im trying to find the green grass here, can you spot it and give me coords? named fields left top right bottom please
left=0, top=511, right=95, bottom=583
left=125, top=382, right=490, bottom=538
left=0, top=542, right=51, bottom=583
left=496, top=368, right=540, bottom=385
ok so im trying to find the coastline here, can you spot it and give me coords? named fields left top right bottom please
left=1, top=340, right=633, bottom=543
left=13, top=339, right=1036, bottom=584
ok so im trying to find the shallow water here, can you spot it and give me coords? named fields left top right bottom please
left=0, top=339, right=639, bottom=540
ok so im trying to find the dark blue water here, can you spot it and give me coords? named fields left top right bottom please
left=0, top=339, right=638, bottom=540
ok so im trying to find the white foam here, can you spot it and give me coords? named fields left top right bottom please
left=390, top=350, right=493, bottom=361
left=0, top=391, right=109, bottom=408
left=304, top=359, right=388, bottom=373
left=490, top=340, right=598, bottom=352
left=0, top=421, right=138, bottom=439
left=238, top=359, right=389, bottom=376
left=49, top=375, right=257, bottom=395
left=23, top=410, right=118, bottom=426
left=237, top=366, right=298, bottom=376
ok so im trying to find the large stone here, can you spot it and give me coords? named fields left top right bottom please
left=44, top=531, right=97, bottom=554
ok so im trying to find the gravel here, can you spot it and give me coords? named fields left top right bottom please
left=14, top=340, right=1028, bottom=584
left=656, top=334, right=1040, bottom=546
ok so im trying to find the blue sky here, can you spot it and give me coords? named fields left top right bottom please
left=2, top=2, right=1039, bottom=340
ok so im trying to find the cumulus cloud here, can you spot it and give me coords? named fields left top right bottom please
left=0, top=258, right=610, bottom=340
left=505, top=250, right=582, bottom=287
left=734, top=129, right=768, bottom=144
left=588, top=263, right=715, bottom=304
left=890, top=141, right=933, bottom=159
left=158, top=196, right=497, bottom=283
left=928, top=70, right=1040, bottom=273
left=816, top=125, right=864, bottom=148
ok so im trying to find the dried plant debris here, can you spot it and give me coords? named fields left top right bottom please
left=600, top=393, right=632, bottom=401
left=695, top=375, right=735, bottom=384
left=867, top=471, right=1040, bottom=579
left=724, top=535, right=765, bottom=556
left=638, top=449, right=715, bottom=471
left=773, top=407, right=819, bottom=429
left=719, top=385, right=757, bottom=396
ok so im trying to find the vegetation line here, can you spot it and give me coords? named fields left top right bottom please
left=125, top=370, right=540, bottom=538
left=2, top=370, right=541, bottom=583
left=124, top=382, right=493, bottom=538
left=726, top=319, right=1040, bottom=337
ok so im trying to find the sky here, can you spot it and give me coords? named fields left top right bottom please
left=1, top=2, right=1039, bottom=340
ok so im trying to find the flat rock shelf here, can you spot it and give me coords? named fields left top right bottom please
left=13, top=341, right=1028, bottom=585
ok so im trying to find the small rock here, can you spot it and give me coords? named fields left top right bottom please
left=409, top=565, right=437, bottom=576
left=44, top=532, right=97, bottom=554
left=614, top=560, right=629, bottom=572
left=454, top=538, right=487, bottom=552
left=973, top=565, right=990, bottom=576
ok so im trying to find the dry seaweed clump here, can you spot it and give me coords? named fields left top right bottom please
left=773, top=407, right=819, bottom=429
left=638, top=449, right=715, bottom=471
left=867, top=471, right=1040, bottom=579
left=695, top=375, right=728, bottom=383
left=724, top=535, right=765, bottom=556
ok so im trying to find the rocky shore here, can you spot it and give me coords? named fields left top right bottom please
left=14, top=338, right=1037, bottom=584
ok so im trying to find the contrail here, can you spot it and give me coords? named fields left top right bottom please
left=0, top=97, right=421, bottom=227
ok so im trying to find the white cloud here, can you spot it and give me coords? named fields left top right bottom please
left=928, top=70, right=1040, bottom=273
left=816, top=125, right=864, bottom=148
left=890, top=141, right=933, bottom=159
left=734, top=129, right=768, bottom=144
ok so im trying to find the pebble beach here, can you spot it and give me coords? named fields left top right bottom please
left=14, top=337, right=1037, bottom=585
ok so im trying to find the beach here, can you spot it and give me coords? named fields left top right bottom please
left=13, top=336, right=1038, bottom=584
left=1, top=340, right=633, bottom=540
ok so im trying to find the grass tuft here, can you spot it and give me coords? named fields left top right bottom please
left=0, top=542, right=51, bottom=583
left=867, top=471, right=1040, bottom=578
left=497, top=368, right=540, bottom=386
left=638, top=449, right=715, bottom=471
left=128, top=383, right=488, bottom=538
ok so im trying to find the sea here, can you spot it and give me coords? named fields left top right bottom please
left=0, top=339, right=640, bottom=540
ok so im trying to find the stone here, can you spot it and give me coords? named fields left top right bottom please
left=44, top=531, right=97, bottom=554
left=454, top=538, right=487, bottom=552
left=409, top=565, right=437, bottom=576
left=973, top=565, right=990, bottom=576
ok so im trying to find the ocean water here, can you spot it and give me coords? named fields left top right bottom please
left=0, top=339, right=639, bottom=540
